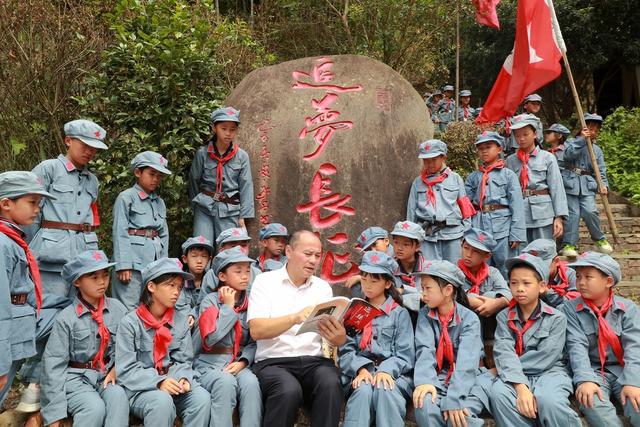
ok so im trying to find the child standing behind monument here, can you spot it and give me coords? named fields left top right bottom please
left=188, top=107, right=254, bottom=245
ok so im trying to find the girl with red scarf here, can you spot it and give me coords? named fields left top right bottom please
left=0, top=171, right=55, bottom=407
left=465, top=131, right=525, bottom=279
left=41, top=250, right=129, bottom=427
left=115, top=258, right=210, bottom=427
left=563, top=252, right=640, bottom=426
left=188, top=107, right=254, bottom=246
left=491, top=253, right=581, bottom=427
left=413, top=260, right=491, bottom=427
left=193, top=246, right=262, bottom=427
left=338, top=251, right=413, bottom=427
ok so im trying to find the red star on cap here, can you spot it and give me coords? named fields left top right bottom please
left=425, top=261, right=433, bottom=269
left=359, top=233, right=366, bottom=242
left=197, top=236, right=206, bottom=243
left=35, top=177, right=43, bottom=185
left=175, top=259, right=183, bottom=268
left=227, top=108, right=235, bottom=115
left=159, top=156, right=167, bottom=165
left=478, top=234, right=487, bottom=242
left=519, top=254, right=527, bottom=259
left=94, top=131, right=102, bottom=138
left=279, top=225, right=286, bottom=232
left=92, top=251, right=103, bottom=261
left=370, top=254, right=380, bottom=264
left=482, top=131, right=489, bottom=136
left=424, top=144, right=430, bottom=151
left=401, top=222, right=410, bottom=230
left=579, top=252, right=589, bottom=258
left=231, top=229, right=241, bottom=236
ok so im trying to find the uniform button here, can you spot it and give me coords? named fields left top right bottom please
left=373, top=336, right=378, bottom=340
left=77, top=191, right=81, bottom=195
left=77, top=211, right=81, bottom=215
left=222, top=178, right=225, bottom=181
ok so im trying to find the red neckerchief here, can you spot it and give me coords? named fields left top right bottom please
left=516, top=148, right=533, bottom=192
left=199, top=289, right=249, bottom=362
left=547, top=261, right=579, bottom=300
left=82, top=296, right=110, bottom=372
left=463, top=106, right=469, bottom=119
left=457, top=260, right=489, bottom=295
left=435, top=306, right=456, bottom=384
left=420, top=168, right=450, bottom=208
left=207, top=142, right=239, bottom=194
left=582, top=290, right=625, bottom=379
left=507, top=299, right=538, bottom=356
left=398, top=254, right=423, bottom=288
left=549, top=145, right=563, bottom=155
left=359, top=299, right=398, bottom=350
left=136, top=305, right=174, bottom=373
left=0, top=220, right=42, bottom=312
left=477, top=160, right=505, bottom=210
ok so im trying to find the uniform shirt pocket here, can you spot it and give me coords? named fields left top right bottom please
left=50, top=183, right=74, bottom=204
left=528, top=195, right=554, bottom=221
left=71, top=327, right=95, bottom=357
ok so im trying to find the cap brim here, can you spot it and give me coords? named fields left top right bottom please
left=465, top=239, right=491, bottom=253
left=182, top=243, right=214, bottom=254
left=217, top=237, right=251, bottom=245
left=474, top=139, right=501, bottom=147
left=75, top=136, right=108, bottom=150
left=261, top=233, right=288, bottom=240
left=359, top=264, right=392, bottom=275
left=509, top=122, right=535, bottom=130
left=390, top=231, right=423, bottom=242
left=148, top=164, right=172, bottom=175
left=212, top=116, right=241, bottom=124
left=418, top=152, right=445, bottom=159
left=72, top=262, right=117, bottom=281
left=147, top=269, right=195, bottom=283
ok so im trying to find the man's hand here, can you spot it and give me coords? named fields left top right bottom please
left=317, top=315, right=347, bottom=346
left=178, top=378, right=191, bottom=393
left=117, top=269, right=132, bottom=283
left=576, top=382, right=603, bottom=409
left=553, top=217, right=564, bottom=239
left=413, top=384, right=438, bottom=409
left=224, top=361, right=248, bottom=376
left=293, top=306, right=315, bottom=324
left=515, top=383, right=537, bottom=418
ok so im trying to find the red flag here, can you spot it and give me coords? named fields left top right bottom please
left=477, top=0, right=565, bottom=124
left=472, top=0, right=501, bottom=29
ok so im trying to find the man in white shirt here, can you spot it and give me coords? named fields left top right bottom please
left=248, top=230, right=346, bottom=427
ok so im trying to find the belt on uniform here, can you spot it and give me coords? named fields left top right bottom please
left=128, top=228, right=159, bottom=238
left=571, top=167, right=592, bottom=176
left=10, top=293, right=28, bottom=305
left=522, top=189, right=550, bottom=197
left=420, top=220, right=447, bottom=236
left=199, top=189, right=240, bottom=205
left=157, top=363, right=173, bottom=375
left=41, top=220, right=97, bottom=233
left=68, top=357, right=110, bottom=370
left=473, top=204, right=509, bottom=213
left=201, top=345, right=234, bottom=355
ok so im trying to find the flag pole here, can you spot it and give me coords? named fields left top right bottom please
left=454, top=0, right=460, bottom=122
left=561, top=53, right=619, bottom=243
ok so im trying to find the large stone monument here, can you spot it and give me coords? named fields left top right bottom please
left=226, top=54, right=433, bottom=284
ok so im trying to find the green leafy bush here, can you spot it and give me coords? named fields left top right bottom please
left=598, top=107, right=640, bottom=205
left=75, top=0, right=272, bottom=255
left=440, top=121, right=480, bottom=179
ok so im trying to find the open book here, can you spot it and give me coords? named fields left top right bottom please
left=296, top=297, right=383, bottom=337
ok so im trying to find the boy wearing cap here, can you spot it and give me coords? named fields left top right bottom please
left=407, top=140, right=476, bottom=263
left=491, top=253, right=582, bottom=427
left=194, top=247, right=262, bottom=427
left=561, top=113, right=613, bottom=256
left=413, top=260, right=491, bottom=427
left=175, top=236, right=214, bottom=324
left=426, top=90, right=443, bottom=116
left=505, top=94, right=544, bottom=155
left=116, top=257, right=211, bottom=427
left=199, top=227, right=262, bottom=303
left=40, top=250, right=129, bottom=427
left=338, top=251, right=414, bottom=427
left=458, top=229, right=511, bottom=340
left=112, top=151, right=171, bottom=311
left=466, top=131, right=526, bottom=278
left=562, top=252, right=640, bottom=427
left=257, top=223, right=289, bottom=273
left=457, top=90, right=476, bottom=121
left=188, top=107, right=254, bottom=246
left=506, top=114, right=568, bottom=244
left=522, top=239, right=579, bottom=308
left=433, top=86, right=456, bottom=131
left=0, top=171, right=56, bottom=407
left=390, top=221, right=427, bottom=313
left=28, top=119, right=108, bottom=298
